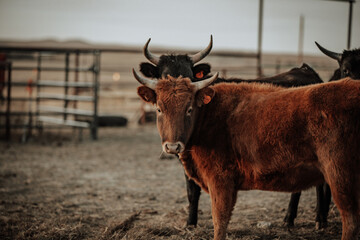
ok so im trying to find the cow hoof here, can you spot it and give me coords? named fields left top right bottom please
left=282, top=221, right=294, bottom=228
left=315, top=221, right=327, bottom=230
left=184, top=223, right=196, bottom=230
left=283, top=217, right=294, bottom=228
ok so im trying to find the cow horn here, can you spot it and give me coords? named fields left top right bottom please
left=315, top=42, right=342, bottom=61
left=190, top=35, right=213, bottom=64
left=143, top=38, right=160, bottom=65
left=192, top=72, right=219, bottom=91
left=132, top=68, right=157, bottom=90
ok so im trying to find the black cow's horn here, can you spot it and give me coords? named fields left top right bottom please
left=143, top=38, right=160, bottom=65
left=190, top=35, right=213, bottom=64
left=132, top=69, right=157, bottom=90
left=192, top=72, right=219, bottom=91
left=315, top=42, right=342, bottom=61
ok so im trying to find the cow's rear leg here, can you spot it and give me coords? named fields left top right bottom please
left=315, top=183, right=331, bottom=229
left=209, top=184, right=237, bottom=240
left=325, top=175, right=359, bottom=239
left=184, top=173, right=201, bottom=226
left=284, top=192, right=301, bottom=227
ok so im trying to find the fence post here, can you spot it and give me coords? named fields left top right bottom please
left=257, top=0, right=264, bottom=77
left=91, top=51, right=100, bottom=140
left=35, top=53, right=42, bottom=131
left=5, top=62, right=12, bottom=141
left=64, top=52, right=70, bottom=121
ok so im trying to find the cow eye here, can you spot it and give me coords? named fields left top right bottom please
left=157, top=107, right=161, bottom=113
left=186, top=107, right=192, bottom=115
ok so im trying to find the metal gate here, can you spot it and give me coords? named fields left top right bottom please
left=0, top=47, right=100, bottom=141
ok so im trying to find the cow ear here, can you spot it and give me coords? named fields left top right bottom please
left=138, top=86, right=156, bottom=104
left=140, top=62, right=160, bottom=78
left=196, top=87, right=215, bottom=107
left=193, top=63, right=211, bottom=80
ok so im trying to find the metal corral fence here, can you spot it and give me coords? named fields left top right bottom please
left=0, top=47, right=102, bottom=141
left=0, top=46, right=336, bottom=141
left=0, top=46, right=260, bottom=141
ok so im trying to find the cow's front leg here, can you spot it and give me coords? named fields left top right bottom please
left=184, top=173, right=201, bottom=226
left=209, top=183, right=237, bottom=240
left=283, top=192, right=301, bottom=227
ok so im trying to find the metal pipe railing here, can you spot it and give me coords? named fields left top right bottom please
left=0, top=48, right=101, bottom=141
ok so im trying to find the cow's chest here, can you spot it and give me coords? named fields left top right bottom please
left=180, top=148, right=324, bottom=193
left=239, top=163, right=324, bottom=192
left=179, top=148, right=239, bottom=193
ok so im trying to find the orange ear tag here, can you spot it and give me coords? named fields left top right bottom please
left=203, top=95, right=212, bottom=104
left=196, top=71, right=204, bottom=79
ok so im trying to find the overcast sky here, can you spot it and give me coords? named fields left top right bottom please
left=0, top=0, right=359, bottom=54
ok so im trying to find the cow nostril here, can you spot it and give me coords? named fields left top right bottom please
left=164, top=142, right=183, bottom=154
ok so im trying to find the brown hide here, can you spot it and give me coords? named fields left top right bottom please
left=140, top=76, right=360, bottom=240
left=184, top=80, right=354, bottom=191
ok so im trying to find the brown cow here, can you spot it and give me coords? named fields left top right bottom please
left=134, top=71, right=360, bottom=240
left=141, top=36, right=327, bottom=229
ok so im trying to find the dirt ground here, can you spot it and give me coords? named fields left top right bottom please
left=0, top=41, right=347, bottom=239
left=0, top=125, right=346, bottom=240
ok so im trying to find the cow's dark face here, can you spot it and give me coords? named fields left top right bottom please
left=140, top=57, right=211, bottom=81
left=339, top=50, right=360, bottom=79
left=139, top=36, right=213, bottom=82
left=134, top=70, right=217, bottom=154
left=316, top=42, right=360, bottom=80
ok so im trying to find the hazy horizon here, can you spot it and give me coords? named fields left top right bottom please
left=0, top=0, right=359, bottom=55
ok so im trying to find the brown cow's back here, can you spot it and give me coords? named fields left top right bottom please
left=187, top=79, right=360, bottom=193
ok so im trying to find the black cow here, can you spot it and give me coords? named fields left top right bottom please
left=316, top=42, right=360, bottom=81
left=303, top=42, right=360, bottom=228
left=139, top=36, right=327, bottom=228
left=213, top=63, right=322, bottom=87
left=140, top=37, right=213, bottom=81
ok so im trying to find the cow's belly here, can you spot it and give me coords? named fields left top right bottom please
left=240, top=163, right=325, bottom=192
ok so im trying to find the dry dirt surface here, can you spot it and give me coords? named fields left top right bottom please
left=0, top=126, right=346, bottom=240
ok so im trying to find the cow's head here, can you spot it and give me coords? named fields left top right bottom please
left=315, top=42, right=360, bottom=79
left=286, top=63, right=323, bottom=83
left=133, top=69, right=218, bottom=154
left=139, top=36, right=213, bottom=81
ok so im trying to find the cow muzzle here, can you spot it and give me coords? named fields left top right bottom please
left=163, top=141, right=185, bottom=154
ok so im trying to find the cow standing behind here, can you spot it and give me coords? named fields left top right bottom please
left=134, top=72, right=360, bottom=240
left=315, top=42, right=360, bottom=81
left=139, top=36, right=328, bottom=228
left=308, top=42, right=360, bottom=227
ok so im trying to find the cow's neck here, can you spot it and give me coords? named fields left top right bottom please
left=180, top=86, right=239, bottom=192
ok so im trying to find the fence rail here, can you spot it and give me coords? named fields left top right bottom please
left=0, top=48, right=100, bottom=141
